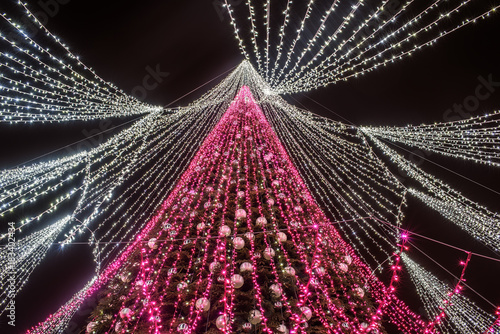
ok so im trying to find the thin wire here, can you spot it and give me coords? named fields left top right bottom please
left=370, top=216, right=500, bottom=263
left=409, top=242, right=498, bottom=309
left=163, top=64, right=238, bottom=108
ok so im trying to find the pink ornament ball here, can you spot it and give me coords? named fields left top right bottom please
left=300, top=306, right=312, bottom=320
left=231, top=274, right=244, bottom=288
left=344, top=255, right=353, bottom=265
left=237, top=190, right=245, bottom=197
left=354, top=287, right=365, bottom=298
left=219, top=225, right=231, bottom=236
left=283, top=266, right=295, bottom=276
left=272, top=180, right=280, bottom=187
left=270, top=284, right=282, bottom=297
left=233, top=237, right=245, bottom=249
left=216, top=315, right=228, bottom=329
left=244, top=232, right=254, bottom=240
left=235, top=209, right=247, bottom=219
left=240, top=262, right=253, bottom=272
left=115, top=322, right=123, bottom=332
left=277, top=324, right=289, bottom=333
left=268, top=198, right=275, bottom=206
left=242, top=322, right=252, bottom=331
left=314, top=267, right=326, bottom=276
left=263, top=247, right=276, bottom=260
left=248, top=310, right=262, bottom=324
left=177, top=323, right=188, bottom=331
left=209, top=261, right=221, bottom=273
left=197, top=222, right=205, bottom=230
left=147, top=238, right=158, bottom=249
left=276, top=232, right=287, bottom=242
left=195, top=297, right=210, bottom=312
left=86, top=321, right=97, bottom=333
left=119, top=308, right=132, bottom=319
left=339, top=263, right=349, bottom=273
left=255, top=216, right=267, bottom=227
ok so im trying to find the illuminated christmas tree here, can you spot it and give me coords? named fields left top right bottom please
left=84, top=86, right=421, bottom=333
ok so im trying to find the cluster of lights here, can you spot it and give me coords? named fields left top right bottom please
left=361, top=111, right=500, bottom=167
left=0, top=216, right=69, bottom=316
left=224, top=0, right=499, bottom=93
left=0, top=3, right=161, bottom=123
left=364, top=133, right=500, bottom=252
left=402, top=254, right=498, bottom=333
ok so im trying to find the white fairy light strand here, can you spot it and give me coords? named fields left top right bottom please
left=361, top=111, right=500, bottom=167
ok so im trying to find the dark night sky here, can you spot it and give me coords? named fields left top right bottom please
left=1, top=1, right=500, bottom=333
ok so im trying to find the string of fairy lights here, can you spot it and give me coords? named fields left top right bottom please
left=225, top=0, right=500, bottom=93
left=0, top=2, right=160, bottom=123
left=363, top=133, right=500, bottom=253
left=0, top=0, right=499, bottom=333
left=360, top=112, right=500, bottom=167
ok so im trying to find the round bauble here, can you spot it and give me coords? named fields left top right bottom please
left=268, top=198, right=275, bottom=206
left=248, top=310, right=262, bottom=325
left=354, top=287, right=365, bottom=298
left=344, top=255, right=353, bottom=265
left=197, top=222, right=205, bottom=230
left=216, top=315, right=228, bottom=329
left=237, top=190, right=245, bottom=197
left=270, top=284, right=282, bottom=297
left=235, top=209, right=247, bottom=219
left=255, top=216, right=267, bottom=227
left=300, top=306, right=312, bottom=320
left=115, top=322, right=123, bottom=332
left=86, top=321, right=97, bottom=333
left=263, top=247, right=276, bottom=260
left=231, top=274, right=244, bottom=288
left=314, top=267, right=326, bottom=276
left=209, top=261, right=221, bottom=273
left=244, top=232, right=254, bottom=240
left=177, top=323, right=188, bottom=331
left=276, top=232, right=287, bottom=242
left=219, top=225, right=231, bottom=236
left=242, top=322, right=252, bottom=331
left=195, top=297, right=210, bottom=312
left=177, top=282, right=187, bottom=291
left=119, top=273, right=130, bottom=282
left=339, top=263, right=349, bottom=273
left=233, top=237, right=245, bottom=249
left=148, top=238, right=157, bottom=249
left=277, top=324, right=289, bottom=334
left=240, top=262, right=253, bottom=272
left=119, top=308, right=132, bottom=319
left=283, top=266, right=295, bottom=276
left=272, top=180, right=280, bottom=187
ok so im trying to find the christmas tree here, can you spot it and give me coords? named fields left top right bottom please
left=85, top=86, right=423, bottom=334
